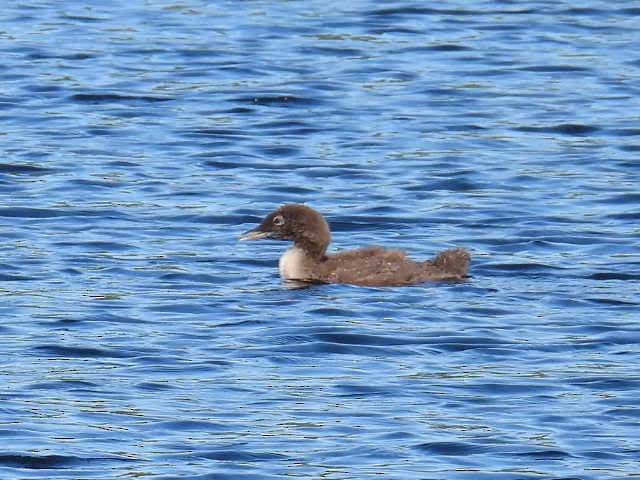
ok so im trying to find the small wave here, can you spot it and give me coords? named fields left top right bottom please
left=54, top=241, right=135, bottom=251
left=0, top=207, right=62, bottom=218
left=515, top=123, right=599, bottom=135
left=587, top=297, right=638, bottom=306
left=414, top=441, right=489, bottom=455
left=70, top=93, right=173, bottom=103
left=158, top=273, right=230, bottom=284
left=298, top=46, right=364, bottom=57
left=195, top=450, right=289, bottom=462
left=0, top=163, right=53, bottom=175
left=601, top=193, right=640, bottom=204
left=33, top=344, right=134, bottom=359
left=0, top=453, right=133, bottom=469
left=589, top=272, right=640, bottom=281
left=334, top=383, right=392, bottom=397
left=482, top=262, right=561, bottom=274
left=516, top=65, right=591, bottom=72
left=0, top=207, right=129, bottom=219
left=608, top=211, right=640, bottom=219
left=0, top=454, right=76, bottom=469
left=253, top=144, right=301, bottom=157
left=514, top=449, right=572, bottom=459
left=611, top=128, right=640, bottom=136
left=0, top=273, right=36, bottom=281
left=153, top=420, right=231, bottom=432
left=370, top=6, right=535, bottom=16
left=233, top=94, right=323, bottom=107
left=314, top=332, right=434, bottom=346
left=570, top=376, right=640, bottom=391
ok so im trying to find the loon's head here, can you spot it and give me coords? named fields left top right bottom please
left=239, top=204, right=331, bottom=259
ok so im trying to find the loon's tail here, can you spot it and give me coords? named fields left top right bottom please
left=431, top=247, right=470, bottom=278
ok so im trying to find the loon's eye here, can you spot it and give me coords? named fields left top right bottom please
left=273, top=215, right=285, bottom=226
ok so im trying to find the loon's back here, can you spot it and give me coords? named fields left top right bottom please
left=313, top=246, right=470, bottom=286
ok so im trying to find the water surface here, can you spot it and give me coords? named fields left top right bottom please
left=1, top=1, right=639, bottom=479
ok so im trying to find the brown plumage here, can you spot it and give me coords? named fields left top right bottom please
left=239, top=204, right=470, bottom=286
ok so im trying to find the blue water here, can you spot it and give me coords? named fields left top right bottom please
left=1, top=1, right=639, bottom=478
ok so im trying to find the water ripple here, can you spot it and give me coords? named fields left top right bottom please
left=1, top=1, right=639, bottom=479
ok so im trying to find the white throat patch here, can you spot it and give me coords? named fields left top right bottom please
left=279, top=247, right=307, bottom=280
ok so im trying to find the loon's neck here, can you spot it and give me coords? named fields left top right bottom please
left=279, top=246, right=311, bottom=280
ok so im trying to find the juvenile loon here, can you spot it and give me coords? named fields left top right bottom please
left=239, top=204, right=470, bottom=286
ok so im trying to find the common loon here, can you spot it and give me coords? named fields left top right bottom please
left=239, top=204, right=470, bottom=286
